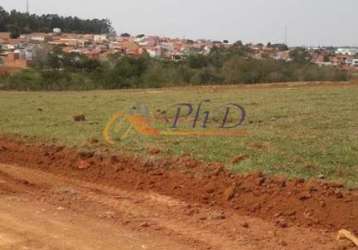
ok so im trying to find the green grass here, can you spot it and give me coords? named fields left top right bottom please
left=1, top=83, right=358, bottom=186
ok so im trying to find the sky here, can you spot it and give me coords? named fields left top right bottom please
left=0, top=0, right=357, bottom=46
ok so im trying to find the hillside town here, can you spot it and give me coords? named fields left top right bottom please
left=1, top=29, right=358, bottom=72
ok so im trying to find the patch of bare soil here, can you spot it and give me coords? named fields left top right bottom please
left=0, top=66, right=23, bottom=76
left=0, top=136, right=357, bottom=249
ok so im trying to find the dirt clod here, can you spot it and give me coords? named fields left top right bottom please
left=278, top=240, right=288, bottom=247
left=223, top=184, right=237, bottom=201
left=148, top=148, right=161, bottom=155
left=318, top=174, right=325, bottom=179
left=79, top=150, right=95, bottom=159
left=78, top=160, right=91, bottom=170
left=73, top=114, right=86, bottom=122
left=100, top=211, right=116, bottom=219
left=208, top=210, right=226, bottom=220
left=139, top=222, right=150, bottom=228
left=231, top=155, right=249, bottom=164
left=276, top=218, right=288, bottom=228
left=241, top=222, right=249, bottom=228
left=89, top=138, right=99, bottom=144
left=335, top=190, right=344, bottom=199
left=256, top=177, right=266, bottom=186
left=298, top=192, right=312, bottom=201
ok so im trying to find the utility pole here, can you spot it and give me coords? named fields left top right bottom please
left=284, top=25, right=288, bottom=46
left=26, top=0, right=29, bottom=14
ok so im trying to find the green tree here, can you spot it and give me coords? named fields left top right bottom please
left=289, top=48, right=312, bottom=64
left=187, top=54, right=209, bottom=69
left=0, top=6, right=114, bottom=34
left=8, top=24, right=20, bottom=39
left=0, top=6, right=9, bottom=31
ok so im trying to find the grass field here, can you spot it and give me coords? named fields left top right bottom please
left=1, top=82, right=358, bottom=186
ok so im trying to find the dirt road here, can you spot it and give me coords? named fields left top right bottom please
left=0, top=194, right=186, bottom=250
left=0, top=163, right=355, bottom=250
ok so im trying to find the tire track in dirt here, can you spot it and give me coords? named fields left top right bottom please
left=0, top=165, right=216, bottom=249
left=0, top=195, right=193, bottom=250
left=0, top=164, right=273, bottom=249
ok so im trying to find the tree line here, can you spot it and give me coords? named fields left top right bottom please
left=0, top=6, right=113, bottom=38
left=0, top=45, right=349, bottom=90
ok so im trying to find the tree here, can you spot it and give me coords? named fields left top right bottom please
left=234, top=40, right=243, bottom=47
left=271, top=43, right=289, bottom=51
left=222, top=56, right=261, bottom=84
left=323, top=54, right=330, bottom=62
left=0, top=6, right=9, bottom=31
left=187, top=54, right=209, bottom=69
left=120, top=33, right=131, bottom=38
left=9, top=24, right=20, bottom=39
left=0, top=5, right=114, bottom=35
left=289, top=48, right=312, bottom=64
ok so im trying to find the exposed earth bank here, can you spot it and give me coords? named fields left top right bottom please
left=0, top=137, right=357, bottom=249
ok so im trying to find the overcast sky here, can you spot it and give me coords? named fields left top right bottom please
left=0, top=0, right=357, bottom=46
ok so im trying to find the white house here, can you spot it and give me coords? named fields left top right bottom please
left=336, top=48, right=358, bottom=56
left=352, top=59, right=358, bottom=67
left=94, top=34, right=108, bottom=43
left=146, top=47, right=162, bottom=58
left=53, top=28, right=62, bottom=34
left=29, top=33, right=48, bottom=42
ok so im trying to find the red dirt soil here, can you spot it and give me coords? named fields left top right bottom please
left=0, top=136, right=357, bottom=234
left=0, top=66, right=23, bottom=76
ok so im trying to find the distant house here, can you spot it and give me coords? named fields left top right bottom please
left=94, top=34, right=108, bottom=43
left=336, top=48, right=358, bottom=56
left=1, top=51, right=29, bottom=68
left=352, top=59, right=358, bottom=67
left=273, top=51, right=290, bottom=61
left=144, top=36, right=159, bottom=47
left=29, top=33, right=49, bottom=42
left=53, top=28, right=62, bottom=34
left=335, top=54, right=352, bottom=66
left=114, top=40, right=144, bottom=56
left=1, top=43, right=16, bottom=51
left=49, top=38, right=89, bottom=48
left=146, top=47, right=162, bottom=58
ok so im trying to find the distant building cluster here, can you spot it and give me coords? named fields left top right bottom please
left=1, top=29, right=358, bottom=72
left=310, top=47, right=358, bottom=69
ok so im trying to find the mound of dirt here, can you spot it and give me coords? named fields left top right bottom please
left=0, top=136, right=357, bottom=234
left=73, top=114, right=86, bottom=122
